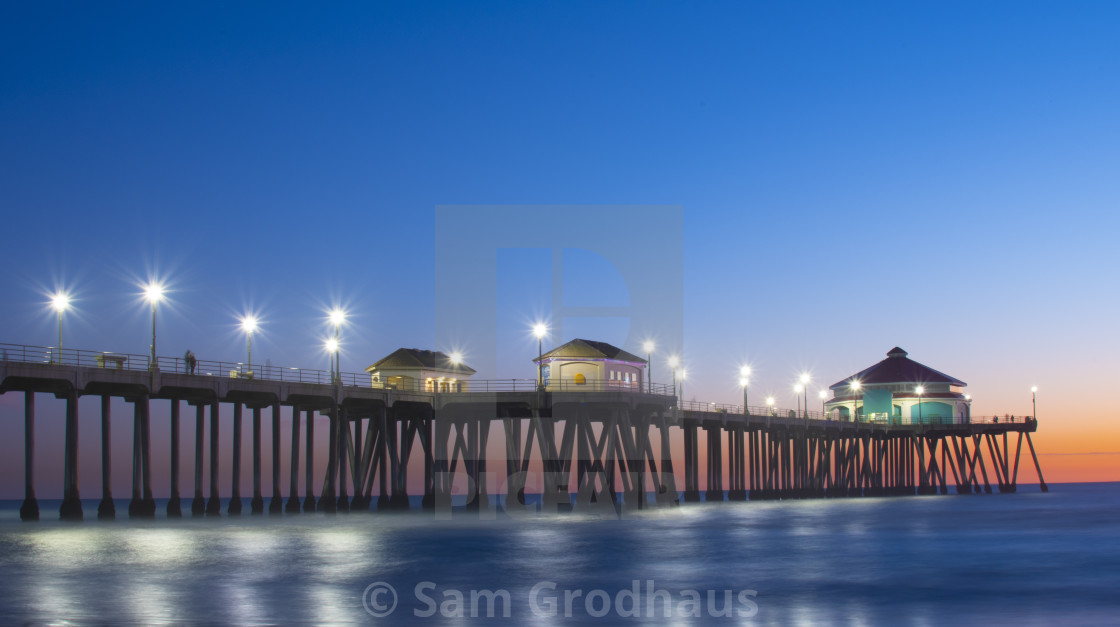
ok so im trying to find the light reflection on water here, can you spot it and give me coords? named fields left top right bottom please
left=0, top=485, right=1116, bottom=625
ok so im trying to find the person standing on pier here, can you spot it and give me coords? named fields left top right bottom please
left=185, top=350, right=196, bottom=374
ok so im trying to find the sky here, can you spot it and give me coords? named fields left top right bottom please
left=1, top=2, right=1118, bottom=496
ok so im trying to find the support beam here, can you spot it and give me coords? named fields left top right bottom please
left=58, top=393, right=83, bottom=520
left=303, top=409, right=316, bottom=512
left=270, top=402, right=283, bottom=513
left=140, top=395, right=155, bottom=516
left=286, top=405, right=302, bottom=513
left=98, top=395, right=115, bottom=520
left=206, top=400, right=221, bottom=516
left=229, top=403, right=243, bottom=515
left=191, top=404, right=205, bottom=515
left=1025, top=432, right=1049, bottom=492
left=20, top=392, right=39, bottom=521
left=251, top=406, right=263, bottom=514
left=167, top=399, right=182, bottom=517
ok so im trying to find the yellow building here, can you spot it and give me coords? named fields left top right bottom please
left=532, top=338, right=648, bottom=391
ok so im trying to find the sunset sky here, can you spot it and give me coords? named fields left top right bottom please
left=2, top=2, right=1118, bottom=495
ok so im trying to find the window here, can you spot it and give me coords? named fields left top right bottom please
left=575, top=373, right=586, bottom=385
left=542, top=365, right=551, bottom=386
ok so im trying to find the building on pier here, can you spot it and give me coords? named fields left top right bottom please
left=532, top=338, right=647, bottom=391
left=824, top=347, right=971, bottom=424
left=365, top=348, right=476, bottom=392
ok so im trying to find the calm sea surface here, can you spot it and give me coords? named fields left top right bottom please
left=0, top=483, right=1116, bottom=625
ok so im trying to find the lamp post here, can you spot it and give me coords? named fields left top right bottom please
left=916, top=385, right=924, bottom=425
left=668, top=355, right=680, bottom=397
left=819, top=390, right=827, bottom=419
left=51, top=292, right=70, bottom=364
left=1031, top=386, right=1037, bottom=421
left=850, top=380, right=861, bottom=422
left=144, top=282, right=165, bottom=369
left=795, top=384, right=803, bottom=418
left=644, top=341, right=654, bottom=393
left=679, top=368, right=687, bottom=404
left=766, top=396, right=775, bottom=416
left=325, top=338, right=339, bottom=384
left=240, top=316, right=258, bottom=375
left=533, top=323, right=548, bottom=389
left=328, top=308, right=346, bottom=382
left=799, top=373, right=810, bottom=419
left=739, top=366, right=751, bottom=415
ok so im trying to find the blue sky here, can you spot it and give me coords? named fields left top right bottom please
left=2, top=2, right=1119, bottom=482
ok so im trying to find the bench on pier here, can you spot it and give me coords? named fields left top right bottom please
left=95, top=354, right=127, bottom=369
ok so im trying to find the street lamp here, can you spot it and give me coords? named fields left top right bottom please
left=850, top=379, right=862, bottom=422
left=324, top=338, right=339, bottom=383
left=799, top=373, right=811, bottom=419
left=819, top=390, right=827, bottom=418
left=794, top=384, right=803, bottom=418
left=1031, top=386, right=1038, bottom=421
left=328, top=308, right=346, bottom=380
left=916, top=385, right=925, bottom=425
left=532, top=322, right=548, bottom=389
left=50, top=291, right=71, bottom=363
left=766, top=396, right=775, bottom=416
left=643, top=341, right=654, bottom=392
left=739, top=365, right=751, bottom=416
left=679, top=368, right=687, bottom=404
left=668, top=355, right=680, bottom=395
left=240, top=316, right=258, bottom=375
left=144, top=282, right=165, bottom=369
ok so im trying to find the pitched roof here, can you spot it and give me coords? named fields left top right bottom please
left=365, top=348, right=477, bottom=374
left=534, top=338, right=647, bottom=364
left=830, top=347, right=965, bottom=388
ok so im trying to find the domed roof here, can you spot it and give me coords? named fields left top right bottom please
left=830, top=347, right=965, bottom=388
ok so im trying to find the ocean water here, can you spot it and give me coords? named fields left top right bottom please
left=0, top=484, right=1116, bottom=625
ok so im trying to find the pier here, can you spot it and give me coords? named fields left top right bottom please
left=0, top=342, right=1047, bottom=521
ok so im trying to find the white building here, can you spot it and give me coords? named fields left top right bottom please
left=365, top=348, right=476, bottom=392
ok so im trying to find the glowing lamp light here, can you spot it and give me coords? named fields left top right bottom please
left=328, top=307, right=347, bottom=327
left=325, top=338, right=339, bottom=353
left=916, top=386, right=925, bottom=395
left=240, top=315, right=258, bottom=334
left=819, top=390, right=827, bottom=400
left=799, top=373, right=810, bottom=385
left=449, top=351, right=463, bottom=365
left=739, top=377, right=749, bottom=388
left=794, top=384, right=803, bottom=394
left=766, top=397, right=775, bottom=406
left=144, top=282, right=166, bottom=305
left=740, top=365, right=751, bottom=378
left=643, top=341, right=655, bottom=353
left=532, top=322, right=548, bottom=339
left=851, top=380, right=861, bottom=391
left=680, top=368, right=687, bottom=380
left=51, top=292, right=71, bottom=312
left=668, top=356, right=680, bottom=369
left=1031, top=386, right=1038, bottom=393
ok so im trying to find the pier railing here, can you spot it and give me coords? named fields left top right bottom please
left=0, top=342, right=676, bottom=396
left=1, top=342, right=1035, bottom=422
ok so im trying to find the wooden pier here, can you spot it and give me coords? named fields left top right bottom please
left=0, top=343, right=1047, bottom=521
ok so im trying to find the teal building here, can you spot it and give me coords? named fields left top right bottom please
left=824, top=347, right=971, bottom=424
